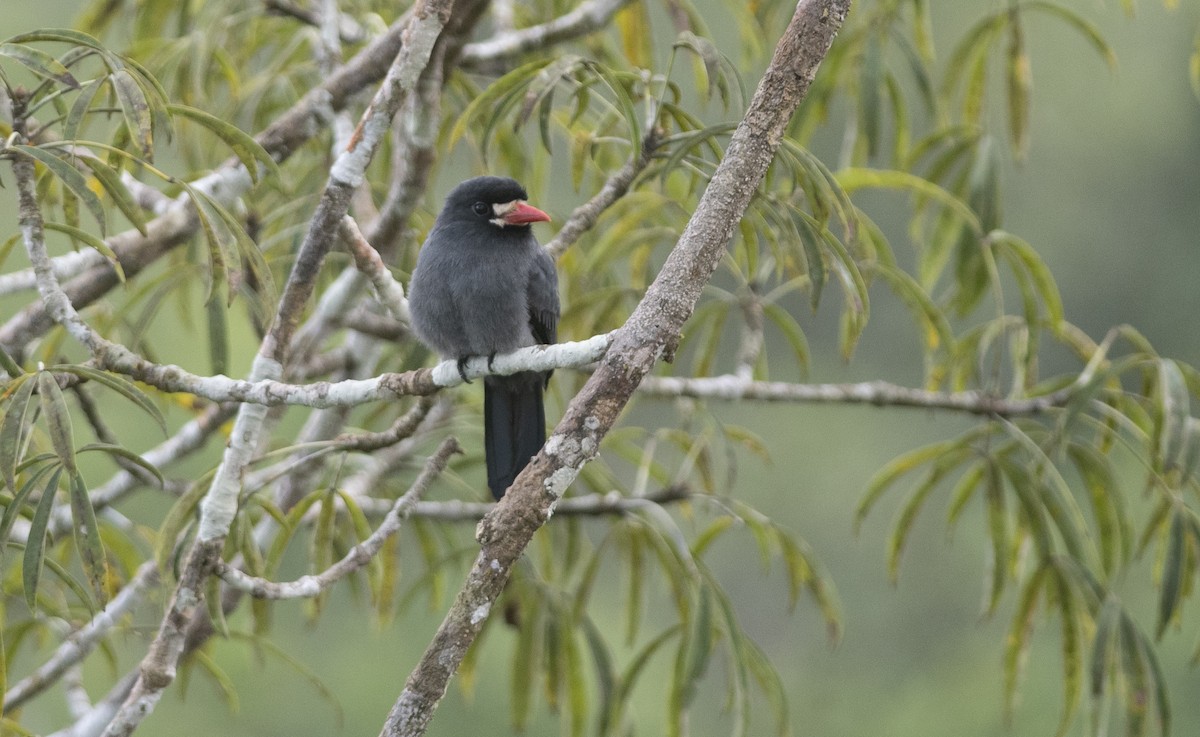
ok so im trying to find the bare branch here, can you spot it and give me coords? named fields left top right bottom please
left=356, top=485, right=694, bottom=520
left=638, top=374, right=1070, bottom=416
left=217, top=437, right=460, bottom=599
left=263, top=0, right=368, bottom=44
left=343, top=216, right=410, bottom=321
left=459, top=0, right=635, bottom=68
left=84, top=332, right=610, bottom=407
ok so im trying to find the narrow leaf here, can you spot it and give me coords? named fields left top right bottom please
left=69, top=469, right=108, bottom=602
left=1, top=375, right=37, bottom=492
left=168, top=104, right=278, bottom=184
left=0, top=42, right=80, bottom=88
left=111, top=69, right=153, bottom=157
left=12, top=145, right=107, bottom=234
left=37, top=371, right=76, bottom=474
left=23, top=466, right=64, bottom=610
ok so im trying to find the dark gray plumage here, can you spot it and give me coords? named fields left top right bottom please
left=408, top=176, right=559, bottom=500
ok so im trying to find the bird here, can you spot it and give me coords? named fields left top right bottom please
left=407, top=176, right=559, bottom=500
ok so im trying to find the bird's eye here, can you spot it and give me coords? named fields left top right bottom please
left=472, top=202, right=490, bottom=216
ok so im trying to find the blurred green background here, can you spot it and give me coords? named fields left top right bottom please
left=3, top=1, right=1199, bottom=736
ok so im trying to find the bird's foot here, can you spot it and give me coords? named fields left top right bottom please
left=487, top=353, right=497, bottom=372
left=456, top=356, right=472, bottom=384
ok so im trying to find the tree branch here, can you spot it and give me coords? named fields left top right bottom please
left=637, top=374, right=1071, bottom=416
left=355, top=485, right=694, bottom=520
left=459, top=0, right=635, bottom=68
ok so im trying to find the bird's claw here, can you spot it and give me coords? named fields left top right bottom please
left=456, top=356, right=472, bottom=384
left=487, top=353, right=497, bottom=372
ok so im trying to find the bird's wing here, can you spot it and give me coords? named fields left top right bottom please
left=527, top=248, right=559, bottom=345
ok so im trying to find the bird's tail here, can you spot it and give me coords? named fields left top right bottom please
left=484, top=373, right=547, bottom=500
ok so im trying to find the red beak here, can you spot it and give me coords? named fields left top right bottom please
left=502, top=202, right=551, bottom=225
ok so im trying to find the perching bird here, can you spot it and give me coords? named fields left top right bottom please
left=407, top=176, right=559, bottom=500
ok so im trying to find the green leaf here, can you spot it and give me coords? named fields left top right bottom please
left=859, top=36, right=883, bottom=159
left=53, top=364, right=166, bottom=434
left=12, top=145, right=107, bottom=235
left=77, top=155, right=149, bottom=236
left=154, top=478, right=209, bottom=572
left=1048, top=565, right=1082, bottom=737
left=0, top=42, right=80, bottom=88
left=23, top=466, right=64, bottom=610
left=6, top=29, right=114, bottom=58
left=1089, top=596, right=1120, bottom=698
left=0, top=344, right=23, bottom=378
left=37, top=371, right=76, bottom=474
left=588, top=61, right=642, bottom=159
left=77, top=443, right=164, bottom=487
left=875, top=263, right=954, bottom=354
left=64, top=76, right=105, bottom=142
left=168, top=104, right=278, bottom=184
left=1155, top=359, right=1190, bottom=473
left=982, top=460, right=1008, bottom=615
left=761, top=302, right=811, bottom=376
left=1023, top=1, right=1118, bottom=71
left=449, top=57, right=554, bottom=150
left=837, top=167, right=982, bottom=235
left=1156, top=505, right=1185, bottom=639
left=111, top=69, right=153, bottom=157
left=206, top=287, right=229, bottom=376
left=1003, top=563, right=1047, bottom=716
left=856, top=438, right=962, bottom=531
left=990, top=230, right=1065, bottom=326
left=509, top=582, right=541, bottom=729
left=1005, top=17, right=1032, bottom=160
left=43, top=222, right=125, bottom=281
left=1067, top=443, right=1128, bottom=576
left=673, top=31, right=721, bottom=101
left=0, top=462, right=58, bottom=564
left=69, top=469, right=108, bottom=603
left=887, top=449, right=970, bottom=582
left=1, top=375, right=38, bottom=492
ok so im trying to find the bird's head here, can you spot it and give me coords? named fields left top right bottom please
left=441, top=176, right=551, bottom=229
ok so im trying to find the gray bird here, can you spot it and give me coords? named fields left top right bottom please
left=408, top=176, right=559, bottom=500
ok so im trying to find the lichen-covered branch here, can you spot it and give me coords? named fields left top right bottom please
left=356, top=485, right=693, bottom=520
left=343, top=216, right=410, bottom=321
left=459, top=0, right=635, bottom=67
left=638, top=374, right=1070, bottom=416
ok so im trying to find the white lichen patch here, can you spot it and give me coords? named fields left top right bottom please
left=470, top=603, right=490, bottom=625
left=544, top=467, right=577, bottom=498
